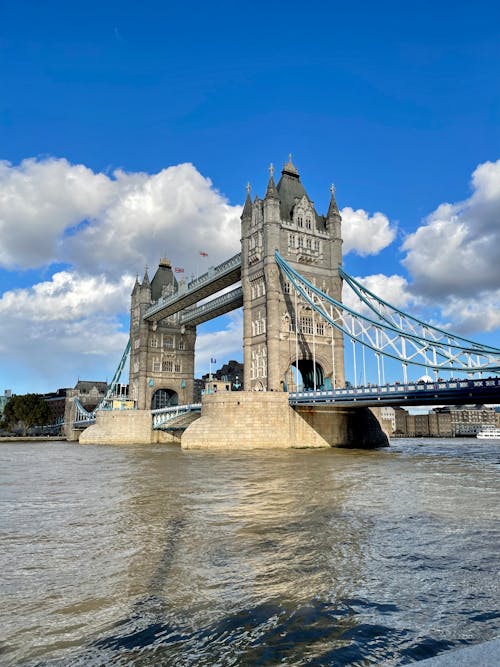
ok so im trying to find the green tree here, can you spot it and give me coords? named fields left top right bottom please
left=1, top=394, right=51, bottom=435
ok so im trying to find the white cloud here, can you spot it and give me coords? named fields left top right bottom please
left=342, top=272, right=413, bottom=315
left=65, top=164, right=242, bottom=278
left=0, top=271, right=133, bottom=322
left=0, top=158, right=242, bottom=276
left=402, top=159, right=500, bottom=299
left=0, top=158, right=114, bottom=269
left=0, top=157, right=244, bottom=391
left=0, top=273, right=133, bottom=389
left=341, top=207, right=396, bottom=256
left=400, top=159, right=500, bottom=334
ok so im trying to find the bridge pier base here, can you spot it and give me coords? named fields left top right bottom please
left=181, top=392, right=389, bottom=450
left=79, top=410, right=154, bottom=445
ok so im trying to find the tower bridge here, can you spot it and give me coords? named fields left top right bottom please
left=71, top=157, right=500, bottom=448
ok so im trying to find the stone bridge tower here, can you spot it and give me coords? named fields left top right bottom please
left=129, top=259, right=196, bottom=410
left=241, top=157, right=345, bottom=392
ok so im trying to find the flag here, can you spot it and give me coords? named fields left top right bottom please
left=199, top=251, right=208, bottom=257
left=211, top=357, right=216, bottom=364
left=174, top=267, right=184, bottom=273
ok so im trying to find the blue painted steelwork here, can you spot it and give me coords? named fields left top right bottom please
left=338, top=267, right=500, bottom=354
left=72, top=339, right=131, bottom=427
left=289, top=377, right=500, bottom=408
left=275, top=252, right=500, bottom=374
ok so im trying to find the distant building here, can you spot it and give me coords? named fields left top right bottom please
left=201, top=360, right=244, bottom=388
left=435, top=405, right=496, bottom=436
left=392, top=404, right=495, bottom=437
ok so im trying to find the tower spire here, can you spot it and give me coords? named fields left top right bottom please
left=265, top=163, right=278, bottom=199
left=241, top=181, right=253, bottom=220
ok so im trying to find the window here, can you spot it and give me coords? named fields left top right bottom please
left=306, top=238, right=312, bottom=249
left=298, top=236, right=304, bottom=248
left=164, top=336, right=173, bottom=349
left=289, top=233, right=295, bottom=247
left=152, top=360, right=161, bottom=372
left=178, top=340, right=185, bottom=350
left=284, top=281, right=290, bottom=294
left=300, top=316, right=314, bottom=335
left=175, top=362, right=181, bottom=373
left=134, top=338, right=140, bottom=349
left=316, top=322, right=325, bottom=336
left=150, top=337, right=158, bottom=348
left=162, top=360, right=173, bottom=372
left=297, top=216, right=303, bottom=228
left=306, top=218, right=311, bottom=230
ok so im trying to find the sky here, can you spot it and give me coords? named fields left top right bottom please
left=1, top=0, right=500, bottom=394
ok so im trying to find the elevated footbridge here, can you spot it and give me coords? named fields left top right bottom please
left=144, top=253, right=242, bottom=322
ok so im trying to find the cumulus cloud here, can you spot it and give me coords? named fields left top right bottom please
left=342, top=272, right=413, bottom=315
left=0, top=271, right=133, bottom=322
left=402, top=159, right=500, bottom=299
left=0, top=157, right=243, bottom=391
left=341, top=207, right=396, bottom=256
left=0, top=158, right=242, bottom=276
left=0, top=158, right=114, bottom=269
left=0, top=273, right=134, bottom=389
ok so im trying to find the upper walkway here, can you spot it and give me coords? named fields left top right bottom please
left=144, top=253, right=242, bottom=322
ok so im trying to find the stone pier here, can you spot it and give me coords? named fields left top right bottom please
left=74, top=392, right=389, bottom=449
left=181, top=392, right=388, bottom=450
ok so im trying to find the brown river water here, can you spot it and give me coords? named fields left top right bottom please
left=0, top=438, right=499, bottom=666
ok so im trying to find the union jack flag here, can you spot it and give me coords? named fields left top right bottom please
left=199, top=251, right=208, bottom=257
left=174, top=267, right=184, bottom=273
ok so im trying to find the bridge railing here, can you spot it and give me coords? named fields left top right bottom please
left=289, top=377, right=500, bottom=405
left=151, top=403, right=201, bottom=429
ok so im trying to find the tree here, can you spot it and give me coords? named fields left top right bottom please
left=1, top=394, right=51, bottom=435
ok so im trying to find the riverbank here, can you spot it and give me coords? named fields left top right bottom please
left=0, top=436, right=64, bottom=442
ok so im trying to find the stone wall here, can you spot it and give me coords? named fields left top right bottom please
left=79, top=410, right=154, bottom=445
left=181, top=392, right=388, bottom=450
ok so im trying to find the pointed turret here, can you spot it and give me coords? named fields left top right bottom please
left=264, top=163, right=279, bottom=200
left=241, top=182, right=253, bottom=220
left=141, top=266, right=150, bottom=288
left=131, top=274, right=140, bottom=296
left=326, top=183, right=342, bottom=239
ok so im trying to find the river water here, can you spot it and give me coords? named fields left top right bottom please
left=0, top=438, right=498, bottom=666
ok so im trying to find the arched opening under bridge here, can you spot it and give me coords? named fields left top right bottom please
left=151, top=389, right=178, bottom=410
left=289, top=360, right=325, bottom=391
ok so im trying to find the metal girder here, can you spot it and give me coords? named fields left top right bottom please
left=275, top=252, right=500, bottom=374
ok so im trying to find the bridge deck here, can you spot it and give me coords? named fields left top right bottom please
left=289, top=378, right=500, bottom=408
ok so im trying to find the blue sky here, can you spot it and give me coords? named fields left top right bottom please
left=1, top=0, right=500, bottom=393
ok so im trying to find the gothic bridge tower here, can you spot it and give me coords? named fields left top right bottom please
left=129, top=259, right=196, bottom=410
left=241, top=157, right=345, bottom=392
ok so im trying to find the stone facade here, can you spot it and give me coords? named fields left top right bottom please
left=240, top=158, right=345, bottom=392
left=129, top=259, right=196, bottom=410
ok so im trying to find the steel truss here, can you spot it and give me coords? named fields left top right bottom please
left=275, top=252, right=500, bottom=375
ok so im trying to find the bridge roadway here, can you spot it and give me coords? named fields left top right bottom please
left=144, top=253, right=242, bottom=322
left=289, top=377, right=500, bottom=408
